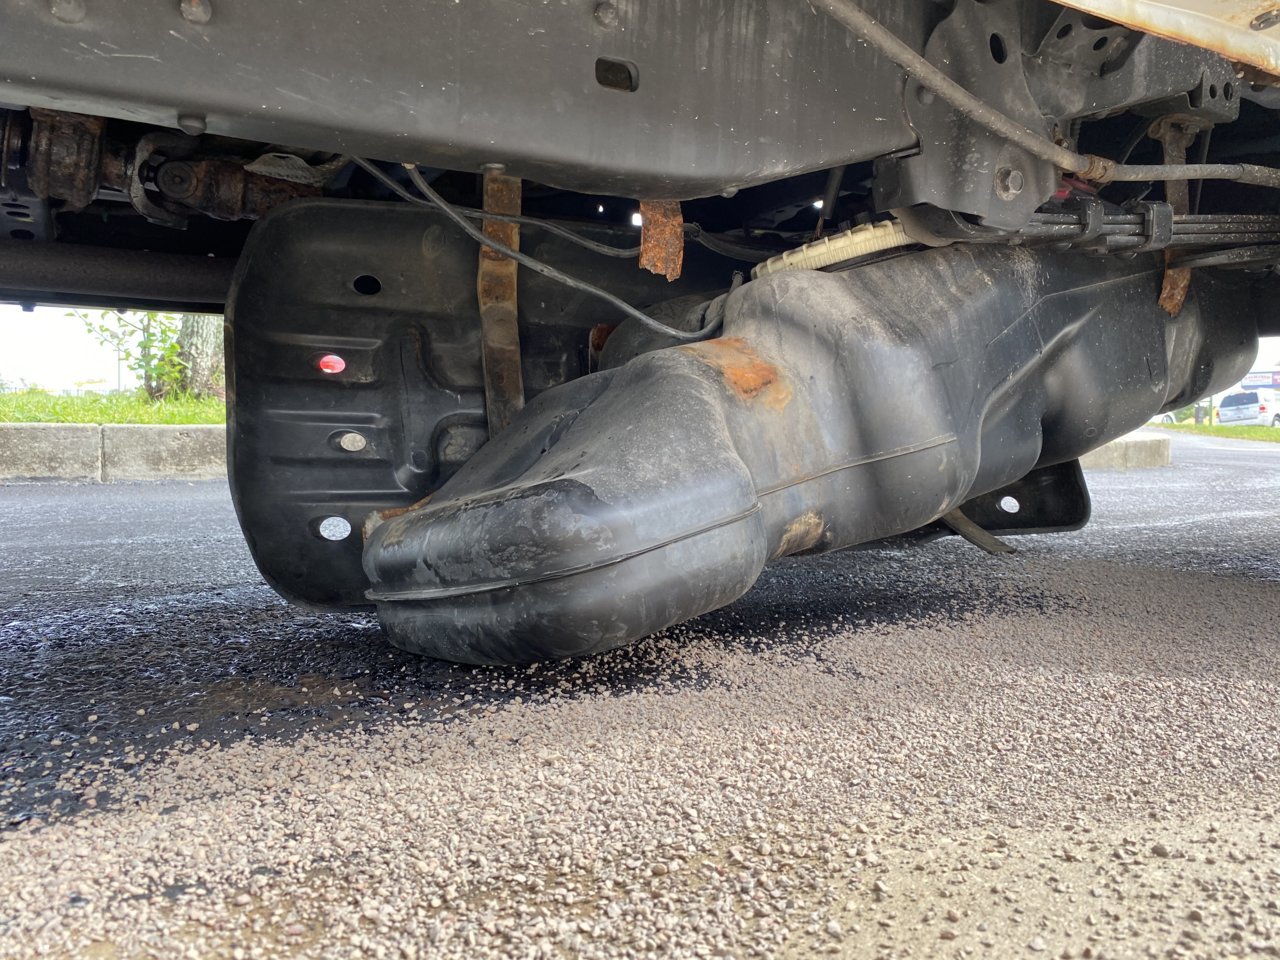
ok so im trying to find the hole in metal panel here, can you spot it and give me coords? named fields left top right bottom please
left=352, top=274, right=382, bottom=295
left=595, top=57, right=639, bottom=92
left=316, top=516, right=352, bottom=541
left=998, top=496, right=1021, bottom=514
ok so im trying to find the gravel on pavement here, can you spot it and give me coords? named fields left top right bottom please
left=0, top=432, right=1277, bottom=959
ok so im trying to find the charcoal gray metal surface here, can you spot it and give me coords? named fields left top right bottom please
left=0, top=0, right=922, bottom=198
left=0, top=239, right=235, bottom=312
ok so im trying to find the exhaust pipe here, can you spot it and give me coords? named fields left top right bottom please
left=363, top=244, right=1257, bottom=663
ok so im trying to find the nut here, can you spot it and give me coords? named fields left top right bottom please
left=995, top=166, right=1025, bottom=200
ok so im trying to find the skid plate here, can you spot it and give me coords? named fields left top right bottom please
left=225, top=198, right=732, bottom=608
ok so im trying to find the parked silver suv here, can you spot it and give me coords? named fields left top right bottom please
left=1218, top=390, right=1280, bottom=427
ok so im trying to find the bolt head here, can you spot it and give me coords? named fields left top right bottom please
left=594, top=1, right=619, bottom=28
left=176, top=113, right=207, bottom=136
left=180, top=0, right=212, bottom=24
left=995, top=166, right=1025, bottom=200
left=337, top=432, right=368, bottom=453
left=156, top=161, right=198, bottom=199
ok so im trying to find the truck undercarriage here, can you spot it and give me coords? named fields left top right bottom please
left=3, top=0, right=1279, bottom=661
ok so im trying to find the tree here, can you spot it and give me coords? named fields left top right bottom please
left=79, top=310, right=184, bottom=399
left=177, top=314, right=225, bottom=398
left=77, top=310, right=225, bottom=400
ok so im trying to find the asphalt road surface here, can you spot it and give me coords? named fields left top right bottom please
left=1, top=431, right=1278, bottom=959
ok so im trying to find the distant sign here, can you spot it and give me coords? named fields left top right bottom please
left=1241, top=370, right=1280, bottom=388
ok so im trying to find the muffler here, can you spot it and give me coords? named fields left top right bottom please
left=363, top=244, right=1257, bottom=663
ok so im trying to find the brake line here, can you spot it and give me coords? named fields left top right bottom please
left=811, top=0, right=1280, bottom=189
left=354, top=158, right=782, bottom=262
left=351, top=157, right=641, bottom=258
left=351, top=159, right=724, bottom=342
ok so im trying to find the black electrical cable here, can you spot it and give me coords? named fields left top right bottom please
left=1100, top=119, right=1158, bottom=203
left=1117, top=118, right=1153, bottom=165
left=1192, top=128, right=1213, bottom=215
left=354, top=156, right=786, bottom=265
left=369, top=161, right=723, bottom=342
left=683, top=225, right=782, bottom=263
left=351, top=157, right=641, bottom=258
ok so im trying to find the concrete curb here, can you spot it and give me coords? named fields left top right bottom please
left=1080, top=431, right=1171, bottom=471
left=0, top=423, right=1172, bottom=481
left=1, top=423, right=225, bottom=482
left=0, top=423, right=102, bottom=481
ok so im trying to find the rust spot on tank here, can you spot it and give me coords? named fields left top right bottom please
left=772, top=510, right=825, bottom=559
left=589, top=323, right=618, bottom=354
left=375, top=494, right=433, bottom=523
left=364, top=493, right=435, bottom=545
left=681, top=337, right=793, bottom=409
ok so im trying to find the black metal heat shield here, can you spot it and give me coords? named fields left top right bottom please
left=225, top=199, right=736, bottom=609
left=363, top=244, right=1260, bottom=663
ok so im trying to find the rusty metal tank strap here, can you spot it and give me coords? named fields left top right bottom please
left=476, top=168, right=526, bottom=438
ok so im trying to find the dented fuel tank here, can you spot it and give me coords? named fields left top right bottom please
left=362, top=244, right=1258, bottom=664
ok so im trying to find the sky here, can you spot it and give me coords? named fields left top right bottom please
left=1, top=302, right=1279, bottom=395
left=1, top=304, right=142, bottom=392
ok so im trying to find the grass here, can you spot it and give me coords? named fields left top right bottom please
left=0, top=389, right=225, bottom=425
left=1151, top=422, right=1280, bottom=443
left=5, top=388, right=1277, bottom=438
